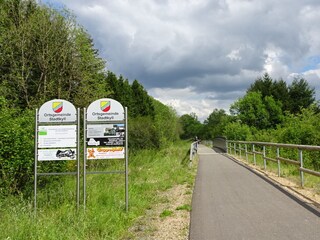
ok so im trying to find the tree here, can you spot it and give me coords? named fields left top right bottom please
left=288, top=77, right=315, bottom=114
left=131, top=79, right=155, bottom=117
left=231, top=92, right=269, bottom=129
left=264, top=95, right=284, bottom=126
left=179, top=113, right=202, bottom=139
left=248, top=73, right=315, bottom=114
left=230, top=92, right=283, bottom=129
left=73, top=28, right=108, bottom=108
left=248, top=73, right=290, bottom=112
left=248, top=73, right=274, bottom=97
left=153, top=99, right=180, bottom=146
left=223, top=121, right=252, bottom=141
left=0, top=0, right=107, bottom=109
left=203, top=109, right=231, bottom=139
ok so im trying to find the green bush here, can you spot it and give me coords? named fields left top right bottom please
left=128, top=116, right=160, bottom=150
left=0, top=98, right=34, bottom=195
left=223, top=122, right=252, bottom=141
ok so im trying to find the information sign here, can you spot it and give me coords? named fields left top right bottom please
left=87, top=123, right=125, bottom=138
left=38, top=99, right=76, bottom=123
left=87, top=147, right=125, bottom=159
left=87, top=137, right=124, bottom=147
left=35, top=99, right=80, bottom=212
left=38, top=125, right=77, bottom=148
left=38, top=148, right=77, bottom=161
left=86, top=98, right=124, bottom=121
left=84, top=98, right=128, bottom=211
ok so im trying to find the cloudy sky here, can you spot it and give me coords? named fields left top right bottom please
left=43, top=0, right=320, bottom=121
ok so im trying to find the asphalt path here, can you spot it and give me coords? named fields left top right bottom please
left=189, top=145, right=320, bottom=240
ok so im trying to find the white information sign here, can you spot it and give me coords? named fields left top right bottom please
left=38, top=149, right=77, bottom=161
left=38, top=125, right=77, bottom=148
left=87, top=147, right=125, bottom=159
left=87, top=98, right=124, bottom=122
left=38, top=99, right=76, bottom=123
left=87, top=124, right=125, bottom=138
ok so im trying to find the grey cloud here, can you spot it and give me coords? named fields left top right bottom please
left=48, top=0, right=320, bottom=108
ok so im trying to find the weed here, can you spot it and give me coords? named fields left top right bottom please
left=176, top=204, right=192, bottom=212
left=160, top=209, right=173, bottom=218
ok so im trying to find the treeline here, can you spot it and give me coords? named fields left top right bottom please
left=106, top=72, right=180, bottom=149
left=0, top=0, right=180, bottom=195
left=180, top=73, right=320, bottom=169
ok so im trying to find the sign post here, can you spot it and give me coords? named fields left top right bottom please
left=84, top=98, right=128, bottom=211
left=35, top=99, right=80, bottom=212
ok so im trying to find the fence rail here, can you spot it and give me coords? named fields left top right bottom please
left=227, top=140, right=320, bottom=187
left=189, top=141, right=199, bottom=166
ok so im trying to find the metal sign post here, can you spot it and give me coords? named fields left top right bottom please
left=34, top=99, right=80, bottom=212
left=84, top=98, right=128, bottom=211
left=125, top=107, right=128, bottom=211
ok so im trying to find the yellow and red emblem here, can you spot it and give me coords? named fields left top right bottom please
left=52, top=102, right=63, bottom=113
left=100, top=101, right=111, bottom=112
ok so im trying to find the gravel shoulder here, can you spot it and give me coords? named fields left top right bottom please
left=126, top=183, right=193, bottom=240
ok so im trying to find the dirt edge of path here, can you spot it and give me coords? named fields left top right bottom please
left=126, top=183, right=193, bottom=240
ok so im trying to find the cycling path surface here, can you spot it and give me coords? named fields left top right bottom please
left=189, top=145, right=320, bottom=240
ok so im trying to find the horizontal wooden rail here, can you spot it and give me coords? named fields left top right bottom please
left=264, top=156, right=277, bottom=163
left=300, top=167, right=320, bottom=177
left=227, top=140, right=320, bottom=187
left=277, top=156, right=300, bottom=166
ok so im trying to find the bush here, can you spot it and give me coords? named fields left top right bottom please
left=128, top=116, right=160, bottom=150
left=0, top=98, right=34, bottom=195
left=223, top=122, right=252, bottom=141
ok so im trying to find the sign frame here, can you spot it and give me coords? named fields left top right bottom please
left=84, top=98, right=128, bottom=211
left=34, top=99, right=80, bottom=212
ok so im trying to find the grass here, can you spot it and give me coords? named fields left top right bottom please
left=176, top=204, right=192, bottom=212
left=0, top=141, right=197, bottom=240
left=160, top=209, right=173, bottom=218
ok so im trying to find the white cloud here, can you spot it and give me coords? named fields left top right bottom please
left=149, top=87, right=235, bottom=122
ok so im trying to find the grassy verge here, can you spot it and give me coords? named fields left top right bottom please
left=230, top=152, right=320, bottom=193
left=0, top=141, right=196, bottom=240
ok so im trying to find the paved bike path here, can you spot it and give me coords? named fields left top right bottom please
left=190, top=145, right=320, bottom=240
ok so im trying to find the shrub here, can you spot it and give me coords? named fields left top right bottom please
left=223, top=122, right=252, bottom=141
left=128, top=116, right=160, bottom=150
left=0, top=98, right=34, bottom=195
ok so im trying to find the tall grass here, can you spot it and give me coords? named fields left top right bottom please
left=0, top=141, right=195, bottom=239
